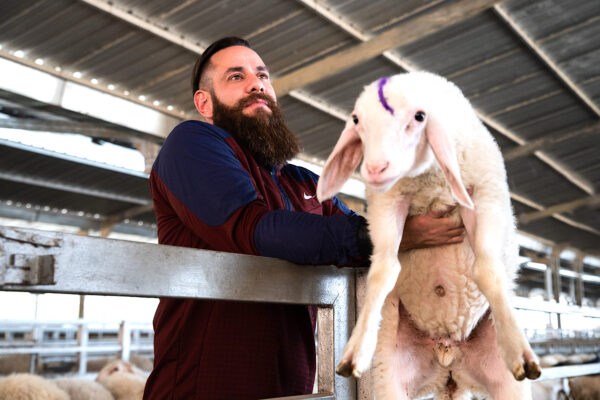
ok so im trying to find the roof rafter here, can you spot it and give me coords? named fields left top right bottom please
left=100, top=203, right=155, bottom=236
left=0, top=170, right=148, bottom=205
left=273, top=0, right=499, bottom=96
left=503, top=122, right=600, bottom=161
left=0, top=48, right=187, bottom=120
left=519, top=195, right=600, bottom=225
left=492, top=2, right=599, bottom=197
left=493, top=4, right=600, bottom=117
left=0, top=117, right=161, bottom=146
left=79, top=0, right=205, bottom=55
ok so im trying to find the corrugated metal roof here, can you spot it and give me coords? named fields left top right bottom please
left=0, top=139, right=154, bottom=234
left=0, top=0, right=598, bottom=260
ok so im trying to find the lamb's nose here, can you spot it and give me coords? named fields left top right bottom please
left=366, top=161, right=389, bottom=176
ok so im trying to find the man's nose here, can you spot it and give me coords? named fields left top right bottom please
left=248, top=76, right=265, bottom=93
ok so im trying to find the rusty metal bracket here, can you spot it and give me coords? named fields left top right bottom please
left=0, top=254, right=55, bottom=286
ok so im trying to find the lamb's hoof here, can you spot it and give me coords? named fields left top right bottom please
left=336, top=361, right=353, bottom=378
left=336, top=360, right=363, bottom=379
left=511, top=359, right=541, bottom=381
left=525, top=360, right=542, bottom=380
left=512, top=361, right=527, bottom=381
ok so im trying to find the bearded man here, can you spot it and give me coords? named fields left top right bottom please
left=143, top=37, right=466, bottom=399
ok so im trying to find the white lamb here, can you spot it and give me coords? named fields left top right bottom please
left=95, top=360, right=146, bottom=400
left=317, top=71, right=541, bottom=399
left=0, top=373, right=70, bottom=400
left=53, top=377, right=114, bottom=400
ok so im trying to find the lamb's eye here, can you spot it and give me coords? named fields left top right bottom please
left=352, top=115, right=359, bottom=124
left=414, top=111, right=426, bottom=122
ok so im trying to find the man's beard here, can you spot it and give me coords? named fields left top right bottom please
left=211, top=91, right=300, bottom=169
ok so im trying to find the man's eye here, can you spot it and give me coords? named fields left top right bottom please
left=259, top=73, right=269, bottom=80
left=230, top=74, right=242, bottom=80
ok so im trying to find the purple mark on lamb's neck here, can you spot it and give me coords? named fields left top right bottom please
left=378, top=77, right=394, bottom=116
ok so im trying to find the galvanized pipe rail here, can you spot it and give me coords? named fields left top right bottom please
left=0, top=226, right=356, bottom=399
left=0, top=319, right=154, bottom=375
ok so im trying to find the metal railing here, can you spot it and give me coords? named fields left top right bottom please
left=1, top=225, right=600, bottom=399
left=0, top=319, right=153, bottom=375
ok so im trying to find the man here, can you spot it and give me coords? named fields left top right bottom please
left=143, top=37, right=465, bottom=399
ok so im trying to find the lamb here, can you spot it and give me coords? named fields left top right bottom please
left=569, top=375, right=600, bottom=400
left=95, top=360, right=146, bottom=400
left=317, top=71, right=541, bottom=399
left=0, top=373, right=70, bottom=400
left=53, top=377, right=114, bottom=400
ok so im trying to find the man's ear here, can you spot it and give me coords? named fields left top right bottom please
left=194, top=90, right=213, bottom=121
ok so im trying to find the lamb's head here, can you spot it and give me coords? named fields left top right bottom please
left=317, top=71, right=473, bottom=209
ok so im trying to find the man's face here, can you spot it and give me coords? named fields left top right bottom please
left=194, top=45, right=300, bottom=169
left=207, top=46, right=276, bottom=119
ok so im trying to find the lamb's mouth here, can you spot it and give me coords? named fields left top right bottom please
left=366, top=177, right=397, bottom=191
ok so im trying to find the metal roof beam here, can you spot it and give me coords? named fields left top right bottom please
left=104, top=203, right=155, bottom=225
left=494, top=4, right=600, bottom=118
left=511, top=192, right=600, bottom=238
left=503, top=122, right=600, bottom=161
left=519, top=195, right=600, bottom=225
left=100, top=203, right=155, bottom=236
left=78, top=0, right=205, bottom=55
left=0, top=49, right=186, bottom=121
left=273, top=0, right=499, bottom=96
left=0, top=117, right=158, bottom=146
left=296, top=0, right=422, bottom=72
left=481, top=113, right=594, bottom=195
left=0, top=171, right=149, bottom=205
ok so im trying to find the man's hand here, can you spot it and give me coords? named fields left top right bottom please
left=399, top=205, right=465, bottom=252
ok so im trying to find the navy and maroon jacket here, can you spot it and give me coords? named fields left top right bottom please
left=143, top=120, right=365, bottom=399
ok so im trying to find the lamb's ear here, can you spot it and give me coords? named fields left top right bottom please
left=425, top=116, right=474, bottom=209
left=317, top=121, right=363, bottom=202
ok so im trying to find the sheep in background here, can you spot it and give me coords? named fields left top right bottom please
left=531, top=379, right=569, bottom=400
left=0, top=354, right=32, bottom=375
left=0, top=373, right=69, bottom=400
left=96, top=360, right=146, bottom=400
left=539, top=354, right=569, bottom=368
left=317, top=72, right=541, bottom=399
left=569, top=375, right=600, bottom=400
left=85, top=355, right=153, bottom=374
left=53, top=377, right=114, bottom=400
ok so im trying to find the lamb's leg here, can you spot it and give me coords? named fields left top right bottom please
left=336, top=194, right=411, bottom=378
left=460, top=199, right=540, bottom=381
left=373, top=293, right=436, bottom=400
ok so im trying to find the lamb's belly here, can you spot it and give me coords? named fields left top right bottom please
left=396, top=243, right=489, bottom=340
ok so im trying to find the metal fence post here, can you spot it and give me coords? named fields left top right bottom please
left=119, top=320, right=131, bottom=362
left=76, top=322, right=89, bottom=375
